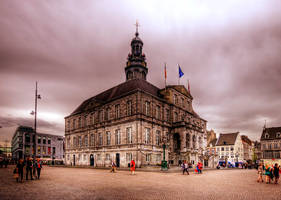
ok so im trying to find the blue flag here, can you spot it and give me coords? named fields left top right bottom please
left=178, top=65, right=184, bottom=78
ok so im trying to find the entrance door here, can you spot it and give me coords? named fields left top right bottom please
left=90, top=154, right=94, bottom=166
left=73, top=155, right=76, bottom=166
left=116, top=153, right=120, bottom=167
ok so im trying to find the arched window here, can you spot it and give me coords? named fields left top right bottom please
left=192, top=135, right=196, bottom=149
left=186, top=134, right=190, bottom=148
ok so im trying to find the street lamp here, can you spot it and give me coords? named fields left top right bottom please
left=161, top=135, right=168, bottom=171
left=30, top=82, right=41, bottom=162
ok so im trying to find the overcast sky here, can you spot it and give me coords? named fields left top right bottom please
left=0, top=0, right=281, bottom=142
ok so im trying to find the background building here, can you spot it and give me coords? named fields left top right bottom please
left=205, top=130, right=218, bottom=168
left=12, top=126, right=64, bottom=161
left=241, top=135, right=253, bottom=162
left=260, top=126, right=281, bottom=165
left=65, top=30, right=207, bottom=168
left=216, top=132, right=243, bottom=165
left=0, top=140, right=12, bottom=158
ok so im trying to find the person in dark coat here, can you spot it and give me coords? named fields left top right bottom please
left=273, top=163, right=280, bottom=184
left=16, top=159, right=25, bottom=182
left=36, top=158, right=43, bottom=179
left=26, top=157, right=33, bottom=180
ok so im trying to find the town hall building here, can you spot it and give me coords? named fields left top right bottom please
left=64, top=28, right=207, bottom=168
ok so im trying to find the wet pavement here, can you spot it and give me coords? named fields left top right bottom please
left=0, top=165, right=280, bottom=200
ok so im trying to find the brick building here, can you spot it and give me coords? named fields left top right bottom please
left=64, top=29, right=207, bottom=168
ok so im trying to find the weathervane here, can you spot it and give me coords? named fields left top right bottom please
left=134, top=20, right=140, bottom=36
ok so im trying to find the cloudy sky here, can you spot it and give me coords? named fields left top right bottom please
left=0, top=0, right=281, bottom=142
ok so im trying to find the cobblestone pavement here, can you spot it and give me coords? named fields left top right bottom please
left=0, top=166, right=280, bottom=200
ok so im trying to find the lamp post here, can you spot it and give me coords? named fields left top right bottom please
left=31, top=82, right=41, bottom=162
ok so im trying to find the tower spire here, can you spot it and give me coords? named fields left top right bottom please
left=134, top=20, right=140, bottom=36
left=125, top=22, right=148, bottom=81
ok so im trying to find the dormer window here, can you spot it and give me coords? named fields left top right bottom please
left=276, top=132, right=281, bottom=138
left=223, top=141, right=226, bottom=145
left=265, top=133, right=270, bottom=139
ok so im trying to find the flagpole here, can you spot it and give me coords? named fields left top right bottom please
left=164, top=62, right=167, bottom=92
left=178, top=64, right=179, bottom=85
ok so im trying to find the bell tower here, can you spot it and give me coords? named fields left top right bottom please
left=125, top=21, right=148, bottom=81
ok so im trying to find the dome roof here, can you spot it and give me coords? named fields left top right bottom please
left=131, top=32, right=143, bottom=45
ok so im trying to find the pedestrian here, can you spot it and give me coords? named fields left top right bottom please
left=182, top=160, right=189, bottom=175
left=16, top=159, right=24, bottom=183
left=33, top=159, right=37, bottom=179
left=264, top=164, right=272, bottom=184
left=36, top=158, right=43, bottom=179
left=110, top=161, right=116, bottom=173
left=195, top=163, right=199, bottom=174
left=13, top=165, right=19, bottom=182
left=273, top=163, right=280, bottom=184
left=26, top=157, right=33, bottom=180
left=257, top=163, right=264, bottom=183
left=198, top=162, right=203, bottom=174
left=130, top=159, right=135, bottom=175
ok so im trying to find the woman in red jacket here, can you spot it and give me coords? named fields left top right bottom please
left=130, top=159, right=135, bottom=175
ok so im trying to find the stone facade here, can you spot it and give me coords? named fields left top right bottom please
left=64, top=30, right=207, bottom=168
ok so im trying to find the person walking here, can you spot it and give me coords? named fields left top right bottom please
left=130, top=159, right=135, bottom=175
left=182, top=160, right=189, bottom=175
left=273, top=163, right=280, bottom=184
left=198, top=162, right=203, bottom=174
left=16, top=159, right=24, bottom=183
left=257, top=163, right=264, bottom=183
left=26, top=157, right=33, bottom=180
left=36, top=158, right=43, bottom=179
left=264, top=164, right=272, bottom=184
left=110, top=161, right=116, bottom=173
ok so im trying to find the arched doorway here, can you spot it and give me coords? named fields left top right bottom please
left=90, top=154, right=94, bottom=166
left=173, top=133, right=181, bottom=153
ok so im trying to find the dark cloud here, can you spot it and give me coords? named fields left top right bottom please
left=0, top=0, right=281, bottom=141
left=0, top=115, right=64, bottom=134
